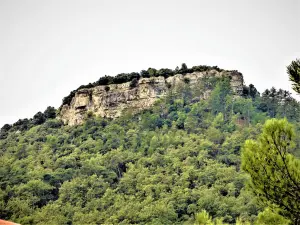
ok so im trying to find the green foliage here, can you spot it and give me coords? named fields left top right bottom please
left=44, top=106, right=56, bottom=119
left=0, top=106, right=57, bottom=139
left=1, top=77, right=300, bottom=224
left=254, top=208, right=291, bottom=225
left=32, top=112, right=46, bottom=125
left=242, top=84, right=259, bottom=99
left=235, top=217, right=251, bottom=225
left=180, top=63, right=189, bottom=74
left=242, top=119, right=300, bottom=224
left=184, top=77, right=190, bottom=84
left=194, top=210, right=212, bottom=225
left=287, top=58, right=300, bottom=94
left=193, top=210, right=250, bottom=225
left=256, top=87, right=300, bottom=122
left=129, top=77, right=138, bottom=89
left=157, top=68, right=174, bottom=78
left=209, top=77, right=232, bottom=117
left=191, top=65, right=222, bottom=73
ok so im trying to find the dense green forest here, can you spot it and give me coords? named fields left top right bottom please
left=0, top=75, right=300, bottom=224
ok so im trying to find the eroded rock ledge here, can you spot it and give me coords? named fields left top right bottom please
left=59, top=70, right=243, bottom=125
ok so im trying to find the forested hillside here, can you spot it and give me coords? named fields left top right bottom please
left=0, top=76, right=300, bottom=224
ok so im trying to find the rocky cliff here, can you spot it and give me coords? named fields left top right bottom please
left=59, top=70, right=244, bottom=125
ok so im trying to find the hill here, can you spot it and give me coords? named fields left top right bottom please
left=0, top=65, right=300, bottom=224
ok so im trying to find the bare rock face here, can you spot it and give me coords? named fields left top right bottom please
left=59, top=70, right=243, bottom=125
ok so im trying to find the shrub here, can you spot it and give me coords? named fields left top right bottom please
left=157, top=68, right=174, bottom=78
left=140, top=70, right=150, bottom=78
left=44, top=106, right=56, bottom=119
left=147, top=68, right=157, bottom=77
left=129, top=78, right=138, bottom=89
left=86, top=111, right=94, bottom=119
left=105, top=86, right=110, bottom=92
left=32, top=112, right=46, bottom=125
left=184, top=77, right=190, bottom=84
left=1, top=124, right=12, bottom=133
left=194, top=210, right=212, bottom=225
left=95, top=75, right=114, bottom=85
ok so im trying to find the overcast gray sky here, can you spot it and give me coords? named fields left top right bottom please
left=0, top=0, right=299, bottom=127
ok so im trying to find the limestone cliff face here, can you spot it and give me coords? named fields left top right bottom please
left=59, top=70, right=243, bottom=125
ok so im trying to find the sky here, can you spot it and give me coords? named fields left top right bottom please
left=0, top=0, right=299, bottom=127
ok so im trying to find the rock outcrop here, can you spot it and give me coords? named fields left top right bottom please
left=59, top=70, right=243, bottom=125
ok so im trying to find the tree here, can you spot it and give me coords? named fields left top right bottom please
left=140, top=70, right=150, bottom=78
left=1, top=124, right=12, bottom=133
left=194, top=210, right=213, bottom=225
left=180, top=63, right=188, bottom=74
left=44, top=106, right=56, bottom=119
left=0, top=124, right=12, bottom=139
left=248, top=84, right=259, bottom=99
left=13, top=118, right=30, bottom=131
left=258, top=88, right=278, bottom=118
left=287, top=59, right=300, bottom=94
left=209, top=78, right=232, bottom=118
left=242, top=84, right=259, bottom=99
left=129, top=78, right=138, bottom=89
left=32, top=112, right=46, bottom=125
left=157, top=68, right=174, bottom=78
left=242, top=119, right=300, bottom=224
left=254, top=208, right=290, bottom=225
left=147, top=68, right=157, bottom=77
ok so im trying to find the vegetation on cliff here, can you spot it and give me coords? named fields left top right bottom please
left=60, top=63, right=235, bottom=106
left=0, top=74, right=300, bottom=224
